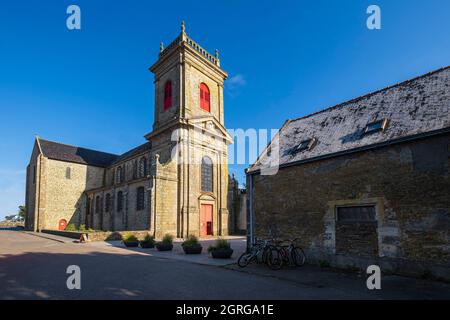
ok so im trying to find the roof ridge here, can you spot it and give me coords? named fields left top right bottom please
left=290, top=65, right=450, bottom=123
left=39, top=138, right=119, bottom=156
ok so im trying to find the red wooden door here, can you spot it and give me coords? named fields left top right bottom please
left=58, top=219, right=67, bottom=231
left=200, top=204, right=213, bottom=237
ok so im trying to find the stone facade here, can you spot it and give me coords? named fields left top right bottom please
left=247, top=67, right=450, bottom=280
left=25, top=24, right=234, bottom=239
left=228, top=174, right=247, bottom=234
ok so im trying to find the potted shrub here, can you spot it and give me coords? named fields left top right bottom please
left=181, top=235, right=203, bottom=254
left=208, top=239, right=233, bottom=259
left=140, top=234, right=156, bottom=249
left=156, top=234, right=174, bottom=251
left=122, top=233, right=139, bottom=247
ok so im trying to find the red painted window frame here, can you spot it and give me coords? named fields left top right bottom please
left=164, top=81, right=172, bottom=111
left=200, top=83, right=210, bottom=112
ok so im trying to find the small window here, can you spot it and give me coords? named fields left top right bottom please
left=117, top=191, right=123, bottom=212
left=65, top=167, right=71, bottom=179
left=139, top=157, right=147, bottom=178
left=200, top=83, right=210, bottom=112
left=136, top=187, right=145, bottom=211
left=290, top=138, right=316, bottom=155
left=105, top=194, right=111, bottom=213
left=364, top=119, right=388, bottom=134
left=132, top=160, right=138, bottom=179
left=95, top=196, right=101, bottom=214
left=164, top=81, right=172, bottom=111
left=337, top=206, right=376, bottom=223
left=116, top=166, right=124, bottom=184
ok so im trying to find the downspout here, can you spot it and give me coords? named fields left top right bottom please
left=246, top=169, right=254, bottom=252
left=153, top=154, right=159, bottom=238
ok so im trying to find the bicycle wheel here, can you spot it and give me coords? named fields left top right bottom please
left=292, top=247, right=306, bottom=266
left=237, top=253, right=253, bottom=268
left=266, top=246, right=283, bottom=270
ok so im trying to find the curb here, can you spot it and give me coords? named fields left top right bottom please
left=22, top=231, right=69, bottom=244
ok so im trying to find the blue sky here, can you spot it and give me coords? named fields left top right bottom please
left=1, top=0, right=450, bottom=219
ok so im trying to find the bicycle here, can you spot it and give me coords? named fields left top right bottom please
left=271, top=238, right=306, bottom=269
left=238, top=238, right=280, bottom=270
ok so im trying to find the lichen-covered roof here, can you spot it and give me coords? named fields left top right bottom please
left=38, top=139, right=119, bottom=167
left=249, top=66, right=450, bottom=173
left=110, top=142, right=152, bottom=166
left=38, top=139, right=152, bottom=168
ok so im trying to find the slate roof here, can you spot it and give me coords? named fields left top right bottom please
left=110, top=142, right=152, bottom=165
left=38, top=139, right=119, bottom=167
left=249, top=66, right=450, bottom=173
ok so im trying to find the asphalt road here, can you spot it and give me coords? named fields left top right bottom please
left=1, top=230, right=449, bottom=300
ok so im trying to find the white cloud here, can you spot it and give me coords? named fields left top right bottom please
left=0, top=169, right=26, bottom=220
left=228, top=74, right=246, bottom=89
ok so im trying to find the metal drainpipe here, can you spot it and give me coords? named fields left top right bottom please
left=246, top=170, right=254, bottom=252
left=153, top=175, right=157, bottom=238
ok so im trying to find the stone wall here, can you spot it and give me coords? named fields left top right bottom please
left=42, top=229, right=151, bottom=242
left=249, top=133, right=450, bottom=280
left=86, top=148, right=153, bottom=232
left=228, top=175, right=247, bottom=234
left=44, top=159, right=104, bottom=230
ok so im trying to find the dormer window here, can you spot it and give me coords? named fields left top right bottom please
left=200, top=83, right=210, bottom=112
left=290, top=138, right=317, bottom=155
left=364, top=118, right=388, bottom=134
left=164, top=81, right=172, bottom=111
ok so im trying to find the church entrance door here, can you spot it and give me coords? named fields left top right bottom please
left=200, top=204, right=213, bottom=237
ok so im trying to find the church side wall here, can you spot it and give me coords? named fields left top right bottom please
left=43, top=159, right=104, bottom=230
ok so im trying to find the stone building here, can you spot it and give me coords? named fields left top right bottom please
left=227, top=174, right=247, bottom=235
left=247, top=66, right=450, bottom=279
left=25, top=23, right=233, bottom=238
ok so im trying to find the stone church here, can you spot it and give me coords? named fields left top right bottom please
left=25, top=23, right=234, bottom=238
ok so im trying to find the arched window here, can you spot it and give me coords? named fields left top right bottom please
left=200, top=83, right=210, bottom=112
left=95, top=196, right=101, bottom=214
left=139, top=157, right=147, bottom=178
left=117, top=191, right=123, bottom=212
left=164, top=81, right=172, bottom=110
left=105, top=194, right=111, bottom=213
left=136, top=187, right=145, bottom=211
left=201, top=156, right=213, bottom=192
left=116, top=166, right=123, bottom=184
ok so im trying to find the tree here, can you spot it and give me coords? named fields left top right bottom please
left=18, top=205, right=26, bottom=220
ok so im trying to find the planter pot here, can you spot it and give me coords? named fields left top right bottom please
left=123, top=241, right=139, bottom=248
left=182, top=244, right=203, bottom=254
left=156, top=243, right=173, bottom=251
left=140, top=241, right=155, bottom=249
left=210, top=248, right=233, bottom=259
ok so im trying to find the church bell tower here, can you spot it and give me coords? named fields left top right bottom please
left=145, top=23, right=233, bottom=238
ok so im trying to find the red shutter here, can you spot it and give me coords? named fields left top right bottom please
left=200, top=83, right=210, bottom=112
